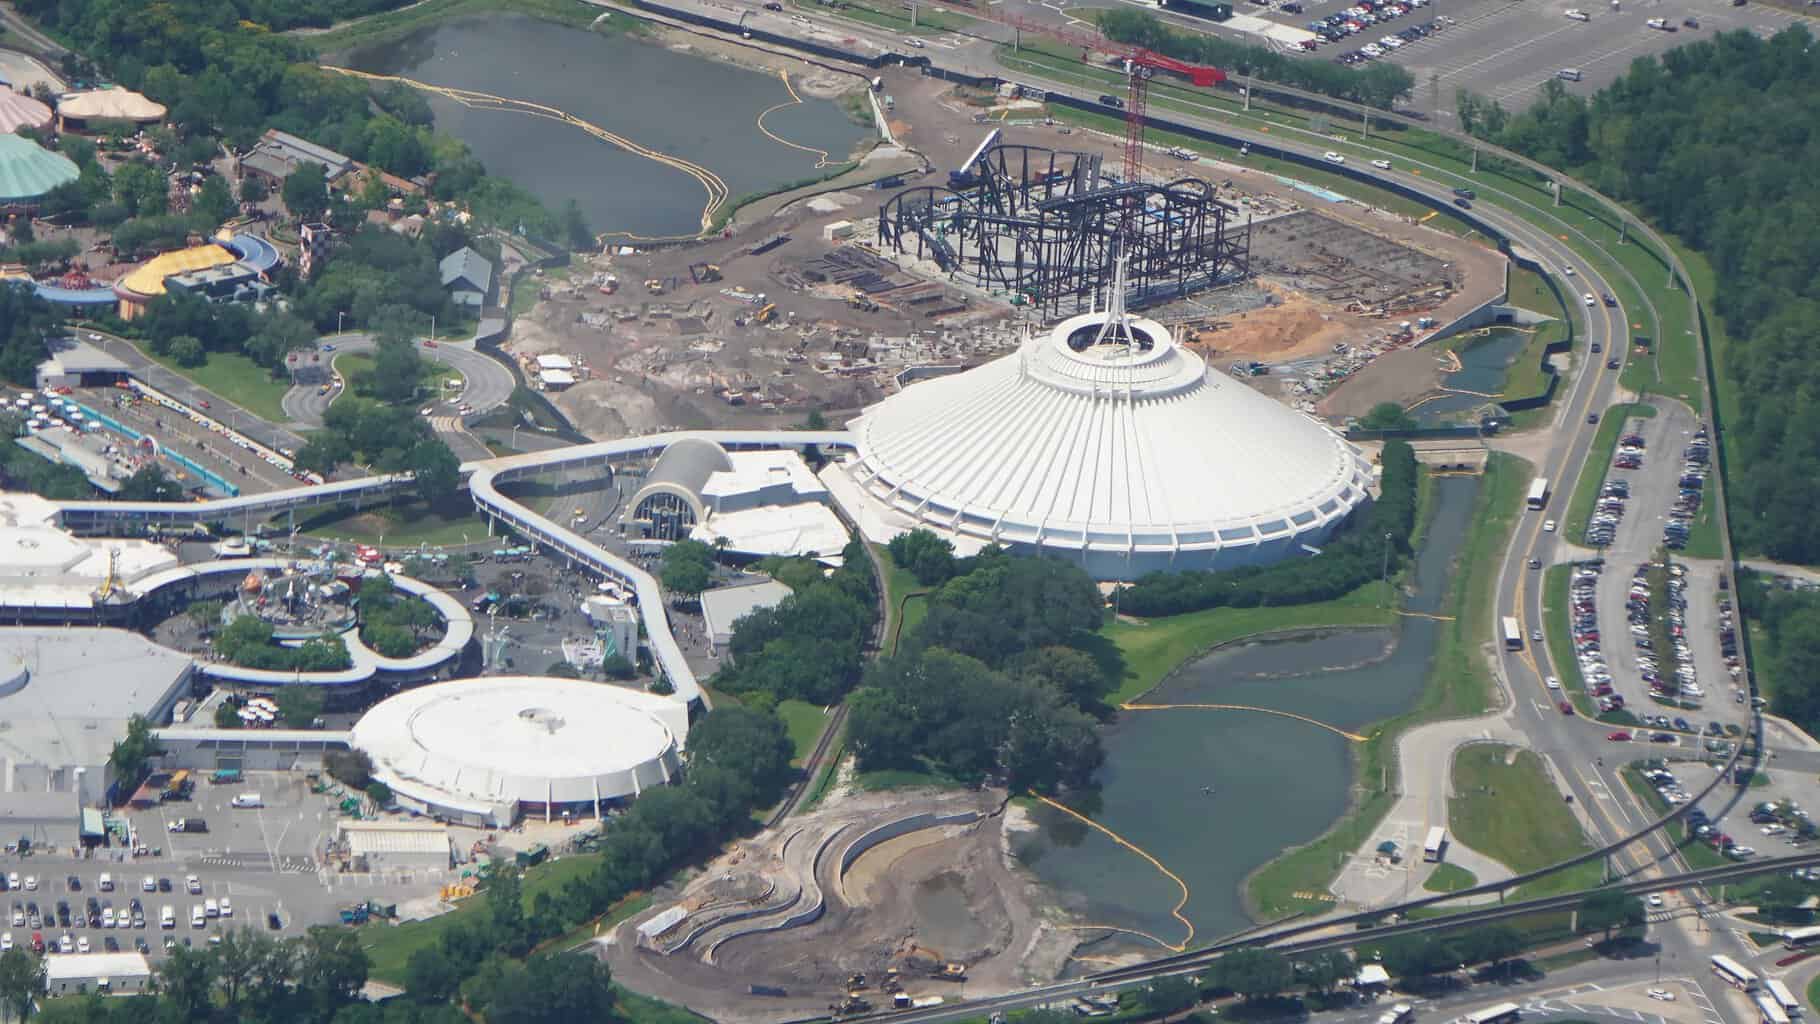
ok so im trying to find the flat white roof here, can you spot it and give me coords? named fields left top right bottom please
left=699, top=578, right=793, bottom=643
left=350, top=676, right=684, bottom=807
left=692, top=503, right=849, bottom=563
left=339, top=819, right=452, bottom=857
left=539, top=369, right=576, bottom=386
left=45, top=951, right=152, bottom=980
left=700, top=449, right=827, bottom=501
left=0, top=628, right=192, bottom=783
left=535, top=354, right=574, bottom=370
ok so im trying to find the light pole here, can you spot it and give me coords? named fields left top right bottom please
left=336, top=311, right=345, bottom=335
left=1381, top=531, right=1393, bottom=606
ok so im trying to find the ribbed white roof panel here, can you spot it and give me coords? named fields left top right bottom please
left=850, top=312, right=1368, bottom=560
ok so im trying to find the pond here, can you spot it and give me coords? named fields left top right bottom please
left=340, top=14, right=869, bottom=238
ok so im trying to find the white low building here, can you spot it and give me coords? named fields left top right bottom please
left=699, top=578, right=793, bottom=653
left=338, top=819, right=455, bottom=873
left=45, top=952, right=154, bottom=996
left=350, top=676, right=686, bottom=827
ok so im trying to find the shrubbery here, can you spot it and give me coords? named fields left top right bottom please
left=1114, top=440, right=1418, bottom=616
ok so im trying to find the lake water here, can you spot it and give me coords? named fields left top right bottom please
left=1414, top=327, right=1533, bottom=424
left=340, top=14, right=869, bottom=237
left=1016, top=474, right=1481, bottom=946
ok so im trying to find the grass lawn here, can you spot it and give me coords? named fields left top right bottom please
left=1423, top=862, right=1478, bottom=893
left=1450, top=744, right=1594, bottom=877
left=360, top=852, right=608, bottom=983
left=873, top=544, right=929, bottom=655
left=510, top=275, right=542, bottom=317
left=292, top=496, right=486, bottom=548
left=1101, top=582, right=1394, bottom=706
left=334, top=352, right=463, bottom=403
left=856, top=766, right=960, bottom=791
left=1541, top=564, right=1590, bottom=714
left=776, top=699, right=831, bottom=768
left=1561, top=403, right=1657, bottom=543
left=148, top=349, right=293, bottom=425
left=1248, top=458, right=1524, bottom=917
left=617, top=985, right=713, bottom=1024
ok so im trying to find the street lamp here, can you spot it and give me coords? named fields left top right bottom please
left=336, top=311, right=345, bottom=336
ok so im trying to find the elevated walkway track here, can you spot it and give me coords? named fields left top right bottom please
left=45, top=431, right=857, bottom=711
left=1117, top=702, right=1369, bottom=742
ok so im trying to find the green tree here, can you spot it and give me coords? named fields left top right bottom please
left=324, top=749, right=374, bottom=790
left=277, top=686, right=324, bottom=729
left=365, top=781, right=392, bottom=806
left=887, top=528, right=955, bottom=586
left=297, top=927, right=370, bottom=1020
left=485, top=865, right=529, bottom=957
left=185, top=598, right=224, bottom=634
left=214, top=702, right=242, bottom=729
left=105, top=715, right=159, bottom=794
left=1297, top=950, right=1352, bottom=995
left=404, top=946, right=462, bottom=1005
left=1211, top=947, right=1293, bottom=1000
left=660, top=541, right=714, bottom=605
left=0, top=947, right=44, bottom=1022
left=282, top=162, right=330, bottom=222
left=560, top=199, right=594, bottom=252
left=166, top=334, right=205, bottom=367
left=119, top=464, right=184, bottom=501
left=482, top=953, right=615, bottom=1024
left=194, top=175, right=235, bottom=225
left=1359, top=401, right=1417, bottom=431
left=687, top=705, right=795, bottom=805
left=404, top=439, right=459, bottom=506
left=1141, top=976, right=1200, bottom=1015
left=156, top=945, right=217, bottom=1023
left=1577, top=888, right=1645, bottom=940
left=240, top=176, right=268, bottom=204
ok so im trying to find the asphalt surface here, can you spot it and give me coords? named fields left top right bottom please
left=79, top=330, right=308, bottom=457
left=280, top=333, right=515, bottom=463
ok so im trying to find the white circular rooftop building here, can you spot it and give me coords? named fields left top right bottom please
left=350, top=676, right=685, bottom=827
left=840, top=302, right=1372, bottom=580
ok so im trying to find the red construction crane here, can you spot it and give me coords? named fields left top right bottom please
left=920, top=2, right=1224, bottom=184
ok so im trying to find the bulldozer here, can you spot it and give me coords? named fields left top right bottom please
left=830, top=994, right=872, bottom=1017
left=932, top=963, right=967, bottom=982
left=755, top=303, right=777, bottom=323
left=847, top=294, right=879, bottom=313
left=689, top=262, right=722, bottom=284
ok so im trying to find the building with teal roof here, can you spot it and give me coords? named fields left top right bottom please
left=0, top=134, right=79, bottom=207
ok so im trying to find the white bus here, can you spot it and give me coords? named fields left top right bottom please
left=1502, top=616, right=1523, bottom=651
left=1462, top=1002, right=1521, bottom=1024
left=1766, top=979, right=1802, bottom=1018
left=1783, top=925, right=1820, bottom=950
left=1713, top=954, right=1760, bottom=991
left=1526, top=477, right=1550, bottom=510
left=1423, top=826, right=1448, bottom=863
left=1755, top=993, right=1792, bottom=1024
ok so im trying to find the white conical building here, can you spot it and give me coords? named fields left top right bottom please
left=829, top=266, right=1372, bottom=580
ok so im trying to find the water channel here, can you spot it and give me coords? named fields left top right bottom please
left=339, top=14, right=869, bottom=238
left=1015, top=473, right=1482, bottom=946
left=1414, top=326, right=1533, bottom=424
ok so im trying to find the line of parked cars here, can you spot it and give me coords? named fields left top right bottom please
left=1569, top=561, right=1626, bottom=717
left=1662, top=426, right=1709, bottom=550
left=1584, top=477, right=1628, bottom=547
left=1303, top=0, right=1443, bottom=58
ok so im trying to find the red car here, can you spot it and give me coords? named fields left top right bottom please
left=1559, top=701, right=1575, bottom=715
left=1607, top=731, right=1632, bottom=741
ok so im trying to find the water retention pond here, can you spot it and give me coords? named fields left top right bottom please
left=340, top=14, right=869, bottom=238
left=1016, top=473, right=1482, bottom=946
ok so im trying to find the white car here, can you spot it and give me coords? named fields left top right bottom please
left=1544, top=519, right=1557, bottom=532
left=1, top=933, right=12, bottom=952
left=1563, top=264, right=1576, bottom=275
left=22, top=877, right=35, bottom=892
left=1584, top=293, right=1597, bottom=306
left=1371, top=158, right=1391, bottom=170
left=1546, top=676, right=1561, bottom=689
left=186, top=875, right=201, bottom=895
left=220, top=897, right=232, bottom=918
left=142, top=876, right=155, bottom=893
left=1647, top=989, right=1676, bottom=1002
left=419, top=406, right=434, bottom=417
left=1647, top=893, right=1663, bottom=907
left=905, top=36, right=926, bottom=47
left=1323, top=151, right=1346, bottom=164
left=1565, top=7, right=1590, bottom=18
left=76, top=935, right=87, bottom=953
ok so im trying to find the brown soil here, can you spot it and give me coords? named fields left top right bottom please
left=1188, top=285, right=1358, bottom=361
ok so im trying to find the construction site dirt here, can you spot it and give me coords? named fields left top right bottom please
left=597, top=781, right=1078, bottom=1024
left=502, top=68, right=1507, bottom=441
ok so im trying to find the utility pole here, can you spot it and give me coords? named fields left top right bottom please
left=1380, top=531, right=1393, bottom=607
left=1361, top=101, right=1371, bottom=138
left=1429, top=72, right=1439, bottom=112
left=1244, top=72, right=1252, bottom=112
left=1471, top=146, right=1478, bottom=173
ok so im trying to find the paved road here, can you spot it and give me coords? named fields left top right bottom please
left=78, top=329, right=309, bottom=456
left=279, top=332, right=515, bottom=462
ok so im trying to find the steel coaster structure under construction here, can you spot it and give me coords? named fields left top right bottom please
left=877, top=143, right=1250, bottom=319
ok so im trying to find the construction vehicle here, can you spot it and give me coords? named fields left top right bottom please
left=830, top=994, right=871, bottom=1016
left=644, top=278, right=666, bottom=295
left=755, top=303, right=777, bottom=323
left=338, top=905, right=369, bottom=925
left=847, top=295, right=878, bottom=313
left=933, top=963, right=968, bottom=982
left=847, top=973, right=869, bottom=990
left=689, top=262, right=722, bottom=284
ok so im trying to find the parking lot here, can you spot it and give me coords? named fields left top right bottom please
left=0, top=772, right=447, bottom=964
left=1234, top=0, right=1811, bottom=113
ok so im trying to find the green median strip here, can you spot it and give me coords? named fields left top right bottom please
left=1562, top=403, right=1656, bottom=544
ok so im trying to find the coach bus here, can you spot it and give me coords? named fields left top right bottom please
left=1755, top=993, right=1792, bottom=1024
left=1462, top=1002, right=1520, bottom=1024
left=1526, top=476, right=1550, bottom=510
left=1712, top=954, right=1760, bottom=991
left=1502, top=616, right=1523, bottom=650
left=1423, top=826, right=1448, bottom=863
left=1765, top=979, right=1802, bottom=1018
left=1783, top=925, right=1820, bottom=951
